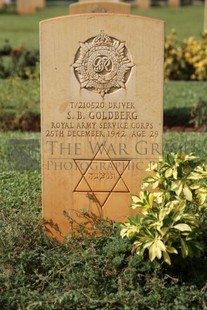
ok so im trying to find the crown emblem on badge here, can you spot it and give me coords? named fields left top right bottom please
left=72, top=31, right=134, bottom=97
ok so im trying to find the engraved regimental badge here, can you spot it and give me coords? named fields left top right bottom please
left=72, top=31, right=134, bottom=97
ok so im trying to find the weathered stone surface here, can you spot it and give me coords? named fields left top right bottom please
left=35, top=0, right=46, bottom=9
left=69, top=1, right=131, bottom=14
left=204, top=0, right=207, bottom=31
left=168, top=0, right=179, bottom=8
left=136, top=0, right=151, bottom=10
left=79, top=0, right=120, bottom=2
left=40, top=14, right=164, bottom=240
left=16, top=0, right=36, bottom=14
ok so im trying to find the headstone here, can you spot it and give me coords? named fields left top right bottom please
left=16, top=0, right=36, bottom=14
left=69, top=1, right=131, bottom=14
left=136, top=0, right=151, bottom=10
left=79, top=0, right=119, bottom=2
left=40, top=14, right=164, bottom=240
left=35, top=0, right=46, bottom=9
left=0, top=0, right=4, bottom=9
left=168, top=0, right=179, bottom=7
left=204, top=0, right=207, bottom=31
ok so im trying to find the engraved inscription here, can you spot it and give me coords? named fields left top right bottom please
left=72, top=31, right=134, bottom=97
left=73, top=144, right=130, bottom=207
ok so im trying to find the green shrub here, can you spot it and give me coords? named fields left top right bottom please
left=190, top=99, right=207, bottom=131
left=0, top=40, right=39, bottom=79
left=165, top=31, right=207, bottom=81
left=121, top=153, right=207, bottom=265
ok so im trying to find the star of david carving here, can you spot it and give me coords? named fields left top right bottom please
left=73, top=145, right=130, bottom=207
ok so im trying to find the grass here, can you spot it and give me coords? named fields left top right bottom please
left=0, top=6, right=70, bottom=48
left=132, top=6, right=205, bottom=40
left=0, top=6, right=205, bottom=48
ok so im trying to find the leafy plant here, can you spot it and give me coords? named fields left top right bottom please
left=0, top=40, right=39, bottom=79
left=121, top=153, right=207, bottom=265
left=189, top=99, right=207, bottom=131
left=165, top=30, right=207, bottom=81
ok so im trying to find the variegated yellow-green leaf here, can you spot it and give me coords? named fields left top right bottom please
left=144, top=177, right=156, bottom=184
left=158, top=208, right=168, bottom=221
left=154, top=191, right=164, bottom=204
left=166, top=246, right=178, bottom=254
left=181, top=238, right=189, bottom=257
left=151, top=180, right=159, bottom=189
left=130, top=204, right=139, bottom=210
left=173, top=168, right=178, bottom=179
left=160, top=227, right=169, bottom=236
left=183, top=185, right=192, bottom=201
left=188, top=172, right=202, bottom=180
left=148, top=193, right=154, bottom=207
left=173, top=223, right=192, bottom=232
left=157, top=239, right=166, bottom=251
left=131, top=195, right=140, bottom=204
left=190, top=183, right=200, bottom=190
left=132, top=241, right=142, bottom=254
left=149, top=243, right=158, bottom=261
left=149, top=239, right=166, bottom=261
left=142, top=241, right=154, bottom=250
left=163, top=251, right=171, bottom=265
left=184, top=154, right=198, bottom=161
left=165, top=168, right=173, bottom=178
left=195, top=188, right=207, bottom=205
left=171, top=180, right=183, bottom=196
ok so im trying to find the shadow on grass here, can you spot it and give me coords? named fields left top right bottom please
left=164, top=107, right=192, bottom=128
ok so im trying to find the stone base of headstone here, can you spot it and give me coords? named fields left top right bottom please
left=168, top=0, right=180, bottom=7
left=69, top=1, right=131, bottom=14
left=136, top=0, right=151, bottom=9
left=16, top=0, right=36, bottom=14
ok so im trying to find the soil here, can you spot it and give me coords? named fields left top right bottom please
left=163, top=114, right=203, bottom=132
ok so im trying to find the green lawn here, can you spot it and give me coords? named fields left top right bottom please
left=0, top=6, right=205, bottom=48
left=132, top=6, right=204, bottom=40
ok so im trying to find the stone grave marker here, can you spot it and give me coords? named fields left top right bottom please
left=136, top=0, right=151, bottom=10
left=168, top=0, right=179, bottom=8
left=17, top=0, right=36, bottom=14
left=0, top=0, right=3, bottom=9
left=204, top=0, right=207, bottom=31
left=35, top=0, right=46, bottom=9
left=40, top=14, right=164, bottom=240
left=69, top=1, right=131, bottom=14
left=79, top=0, right=120, bottom=2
